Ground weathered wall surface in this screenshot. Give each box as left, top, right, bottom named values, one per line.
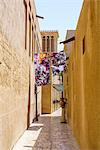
left=0, top=0, right=25, bottom=53
left=0, top=32, right=29, bottom=150
left=0, top=1, right=28, bottom=150
left=0, top=0, right=42, bottom=149
left=42, top=85, right=51, bottom=114
left=65, top=0, right=100, bottom=150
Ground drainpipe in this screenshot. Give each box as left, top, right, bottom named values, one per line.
left=62, top=73, right=64, bottom=98
left=60, top=73, right=66, bottom=123
left=35, top=84, right=38, bottom=121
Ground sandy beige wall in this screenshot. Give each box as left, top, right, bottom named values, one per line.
left=65, top=0, right=100, bottom=150
left=0, top=32, right=29, bottom=150
left=0, top=0, right=42, bottom=149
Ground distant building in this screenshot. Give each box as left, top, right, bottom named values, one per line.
left=63, top=30, right=75, bottom=123
left=40, top=31, right=60, bottom=113
left=64, top=30, right=75, bottom=56
left=41, top=31, right=59, bottom=53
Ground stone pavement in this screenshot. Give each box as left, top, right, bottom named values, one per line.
left=12, top=108, right=80, bottom=150
left=33, top=109, right=80, bottom=150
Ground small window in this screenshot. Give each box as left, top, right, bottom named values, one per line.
left=29, top=1, right=31, bottom=11
left=51, top=36, right=54, bottom=52
left=34, top=34, right=36, bottom=53
left=32, top=15, right=34, bottom=22
left=42, top=36, right=45, bottom=52
left=29, top=15, right=31, bottom=56
left=32, top=26, right=34, bottom=61
left=24, top=0, right=27, bottom=50
left=47, top=36, right=50, bottom=52
left=83, top=36, right=85, bottom=55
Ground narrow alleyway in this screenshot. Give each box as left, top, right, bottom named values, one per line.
left=32, top=109, right=80, bottom=150
left=12, top=109, right=80, bottom=150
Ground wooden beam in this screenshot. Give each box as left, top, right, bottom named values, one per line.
left=60, top=36, right=75, bottom=44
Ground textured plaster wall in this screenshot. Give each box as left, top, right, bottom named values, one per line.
left=0, top=0, right=25, bottom=53
left=65, top=0, right=100, bottom=150
left=0, top=32, right=29, bottom=150
left=0, top=0, right=42, bottom=149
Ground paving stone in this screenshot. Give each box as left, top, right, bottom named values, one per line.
left=33, top=113, right=80, bottom=150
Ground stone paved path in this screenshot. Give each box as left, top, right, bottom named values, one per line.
left=33, top=110, right=80, bottom=150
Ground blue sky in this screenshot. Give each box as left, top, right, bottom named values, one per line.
left=35, top=0, right=83, bottom=50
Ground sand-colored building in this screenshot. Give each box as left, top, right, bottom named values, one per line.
left=63, top=30, right=75, bottom=121
left=0, top=0, right=42, bottom=149
left=41, top=31, right=58, bottom=53
left=41, top=31, right=60, bottom=113
left=63, top=0, right=100, bottom=150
